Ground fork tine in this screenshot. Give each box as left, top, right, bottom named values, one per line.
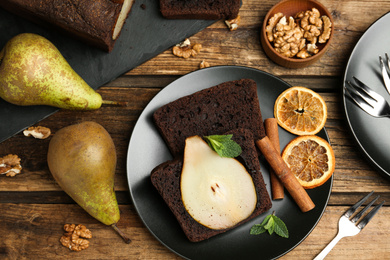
left=379, top=55, right=384, bottom=67
left=357, top=200, right=385, bottom=229
left=386, top=53, right=390, bottom=70
left=344, top=191, right=374, bottom=218
left=379, top=56, right=390, bottom=94
left=346, top=81, right=377, bottom=108
left=344, top=85, right=378, bottom=116
left=352, top=76, right=385, bottom=101
left=351, top=195, right=380, bottom=223
left=344, top=86, right=367, bottom=110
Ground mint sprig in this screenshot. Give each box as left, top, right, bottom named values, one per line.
left=250, top=212, right=289, bottom=238
left=203, top=134, right=242, bottom=158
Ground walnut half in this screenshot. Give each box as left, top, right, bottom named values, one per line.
left=172, top=38, right=202, bottom=59
left=199, top=60, right=210, bottom=69
left=225, top=15, right=241, bottom=31
left=23, top=126, right=51, bottom=139
left=0, top=154, right=22, bottom=177
left=319, top=15, right=332, bottom=44
left=60, top=224, right=92, bottom=252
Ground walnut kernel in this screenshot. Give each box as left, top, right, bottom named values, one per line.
left=60, top=224, right=92, bottom=251
left=199, top=60, right=210, bottom=69
left=319, top=15, right=332, bottom=43
left=225, top=15, right=241, bottom=31
left=64, top=224, right=76, bottom=233
left=299, top=8, right=322, bottom=29
left=23, top=126, right=51, bottom=139
left=0, top=154, right=22, bottom=177
left=266, top=12, right=284, bottom=42
left=272, top=16, right=304, bottom=58
left=172, top=38, right=202, bottom=59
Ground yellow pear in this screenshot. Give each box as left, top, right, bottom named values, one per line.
left=47, top=121, right=130, bottom=243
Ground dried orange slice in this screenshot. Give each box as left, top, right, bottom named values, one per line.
left=274, top=86, right=327, bottom=135
left=282, top=135, right=335, bottom=189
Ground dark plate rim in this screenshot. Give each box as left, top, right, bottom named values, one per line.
left=342, top=11, right=390, bottom=179
left=126, top=65, right=333, bottom=259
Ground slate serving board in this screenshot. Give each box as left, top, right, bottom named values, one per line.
left=0, top=0, right=215, bottom=143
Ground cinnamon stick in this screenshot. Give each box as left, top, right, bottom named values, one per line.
left=256, top=136, right=315, bottom=212
left=264, top=118, right=284, bottom=200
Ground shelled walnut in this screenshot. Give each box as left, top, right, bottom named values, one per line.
left=173, top=38, right=202, bottom=59
left=0, top=154, right=22, bottom=177
left=272, top=16, right=305, bottom=58
left=225, top=15, right=241, bottom=31
left=266, top=8, right=332, bottom=59
left=266, top=12, right=284, bottom=42
left=23, top=126, right=51, bottom=139
left=60, top=224, right=92, bottom=252
left=199, top=60, right=210, bottom=69
left=319, top=15, right=332, bottom=44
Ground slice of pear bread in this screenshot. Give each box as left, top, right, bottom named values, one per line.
left=153, top=79, right=265, bottom=157
left=151, top=129, right=272, bottom=242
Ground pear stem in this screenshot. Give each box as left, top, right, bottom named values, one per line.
left=102, top=100, right=128, bottom=107
left=111, top=223, right=131, bottom=244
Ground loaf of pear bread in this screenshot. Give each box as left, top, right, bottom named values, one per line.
left=151, top=128, right=272, bottom=242
left=0, top=0, right=135, bottom=52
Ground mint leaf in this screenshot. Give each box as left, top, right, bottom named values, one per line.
left=265, top=216, right=275, bottom=235
left=203, top=134, right=242, bottom=158
left=273, top=215, right=289, bottom=238
left=260, top=214, right=272, bottom=225
left=250, top=224, right=267, bottom=235
left=250, top=212, right=289, bottom=238
left=205, top=134, right=233, bottom=143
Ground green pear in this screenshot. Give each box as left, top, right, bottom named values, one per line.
left=0, top=33, right=102, bottom=110
left=47, top=121, right=130, bottom=243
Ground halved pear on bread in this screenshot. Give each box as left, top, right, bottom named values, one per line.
left=181, top=136, right=257, bottom=230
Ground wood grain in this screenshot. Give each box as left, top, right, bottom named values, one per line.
left=0, top=203, right=388, bottom=260
left=128, top=0, right=390, bottom=77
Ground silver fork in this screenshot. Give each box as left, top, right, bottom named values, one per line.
left=345, top=76, right=390, bottom=117
left=379, top=53, right=390, bottom=94
left=313, top=191, right=385, bottom=260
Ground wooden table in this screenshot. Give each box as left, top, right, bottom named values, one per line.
left=1, top=1, right=390, bottom=259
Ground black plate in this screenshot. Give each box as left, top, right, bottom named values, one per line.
left=126, top=66, right=332, bottom=260
left=343, top=12, right=390, bottom=180
left=0, top=0, right=214, bottom=143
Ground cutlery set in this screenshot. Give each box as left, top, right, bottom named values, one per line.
left=335, top=56, right=389, bottom=258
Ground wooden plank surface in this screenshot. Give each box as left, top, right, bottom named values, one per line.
left=1, top=0, right=390, bottom=259
left=129, top=0, right=390, bottom=77
left=0, top=204, right=389, bottom=259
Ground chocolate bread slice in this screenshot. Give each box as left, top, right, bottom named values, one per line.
left=151, top=128, right=272, bottom=242
left=153, top=78, right=265, bottom=157
left=0, top=0, right=135, bottom=52
left=159, top=0, right=240, bottom=20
